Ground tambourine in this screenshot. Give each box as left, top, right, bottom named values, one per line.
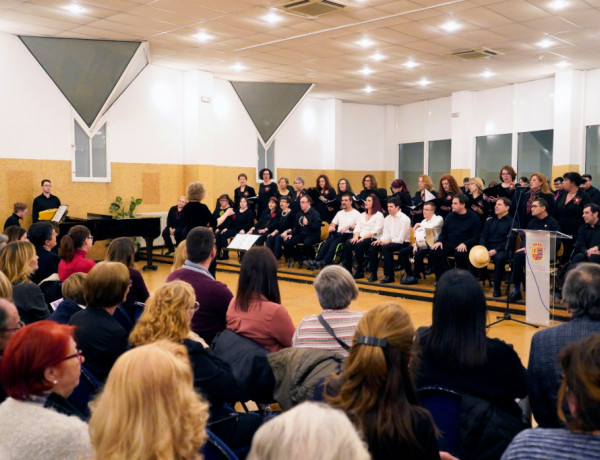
left=414, top=227, right=435, bottom=249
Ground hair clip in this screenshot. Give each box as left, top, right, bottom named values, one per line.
left=356, top=336, right=388, bottom=348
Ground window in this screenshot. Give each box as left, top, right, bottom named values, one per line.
left=517, top=130, right=553, bottom=180
left=73, top=120, right=108, bottom=181
left=428, top=139, right=451, bottom=186
left=586, top=125, right=600, bottom=179
left=257, top=139, right=275, bottom=180
left=398, top=142, right=424, bottom=194
left=475, top=134, right=512, bottom=187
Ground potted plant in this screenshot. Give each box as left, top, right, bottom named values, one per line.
left=109, top=196, right=143, bottom=218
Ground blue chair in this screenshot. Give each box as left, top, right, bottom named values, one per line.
left=417, top=385, right=462, bottom=458
left=202, top=428, right=240, bottom=460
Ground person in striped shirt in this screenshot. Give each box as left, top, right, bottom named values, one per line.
left=292, top=265, right=363, bottom=357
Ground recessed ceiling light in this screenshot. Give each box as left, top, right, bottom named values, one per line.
left=403, top=60, right=418, bottom=69
left=232, top=63, right=246, bottom=71
left=357, top=37, right=374, bottom=48
left=440, top=20, right=461, bottom=33
left=536, top=38, right=555, bottom=48
left=360, top=66, right=374, bottom=76
left=556, top=60, right=570, bottom=68
left=418, top=78, right=430, bottom=87
left=194, top=31, right=214, bottom=42
left=370, top=52, right=385, bottom=62
left=63, top=3, right=86, bottom=14
left=481, top=70, right=494, bottom=78
left=363, top=85, right=374, bottom=93
left=263, top=11, right=282, bottom=24
left=548, top=0, right=568, bottom=10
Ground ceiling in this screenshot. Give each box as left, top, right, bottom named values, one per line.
left=1, top=0, right=600, bottom=105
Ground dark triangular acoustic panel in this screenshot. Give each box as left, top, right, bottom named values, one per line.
left=231, top=82, right=312, bottom=145
left=20, top=36, right=143, bottom=128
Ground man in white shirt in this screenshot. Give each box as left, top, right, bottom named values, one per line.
left=308, top=193, right=360, bottom=270
left=399, top=202, right=444, bottom=285
left=368, top=197, right=411, bottom=283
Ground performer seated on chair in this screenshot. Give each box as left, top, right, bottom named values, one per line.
left=215, top=197, right=254, bottom=260
left=282, top=195, right=322, bottom=268
left=367, top=197, right=411, bottom=283
left=569, top=203, right=600, bottom=268
left=399, top=202, right=443, bottom=285
left=479, top=197, right=514, bottom=298
left=429, top=194, right=481, bottom=282
left=162, top=196, right=186, bottom=256
left=509, top=197, right=561, bottom=302
left=308, top=193, right=360, bottom=270
left=248, top=196, right=280, bottom=246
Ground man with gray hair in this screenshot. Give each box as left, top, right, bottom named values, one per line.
left=0, top=299, right=22, bottom=402
left=527, top=262, right=600, bottom=427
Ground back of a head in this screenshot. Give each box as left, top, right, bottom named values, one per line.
left=313, top=265, right=358, bottom=310
left=106, top=237, right=135, bottom=268
left=171, top=240, right=187, bottom=272
left=0, top=240, right=36, bottom=283
left=59, top=225, right=90, bottom=262
left=84, top=261, right=130, bottom=309
left=0, top=271, right=13, bottom=299
left=27, top=221, right=53, bottom=248
left=248, top=402, right=369, bottom=460
left=61, top=272, right=86, bottom=305
left=185, top=227, right=214, bottom=263
left=187, top=181, right=205, bottom=202
left=235, top=246, right=280, bottom=312
left=563, top=262, right=600, bottom=320
left=89, top=341, right=208, bottom=460
left=4, top=226, right=26, bottom=243
left=426, top=269, right=488, bottom=369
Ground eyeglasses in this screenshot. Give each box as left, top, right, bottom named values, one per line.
left=189, top=302, right=200, bottom=312
left=530, top=205, right=541, bottom=208
left=86, top=236, right=94, bottom=242
left=59, top=349, right=84, bottom=363
left=0, top=320, right=24, bottom=333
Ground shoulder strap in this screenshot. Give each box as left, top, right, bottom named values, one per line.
left=317, top=314, right=350, bottom=351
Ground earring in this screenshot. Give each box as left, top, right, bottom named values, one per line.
left=53, top=380, right=58, bottom=385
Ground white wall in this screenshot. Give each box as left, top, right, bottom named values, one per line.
left=584, top=68, right=600, bottom=127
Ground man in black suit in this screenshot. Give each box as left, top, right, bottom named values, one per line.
left=527, top=262, right=600, bottom=427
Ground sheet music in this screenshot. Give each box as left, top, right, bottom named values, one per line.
left=227, top=233, right=262, bottom=251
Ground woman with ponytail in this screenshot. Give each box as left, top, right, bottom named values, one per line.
left=58, top=225, right=95, bottom=282
left=325, top=302, right=440, bottom=460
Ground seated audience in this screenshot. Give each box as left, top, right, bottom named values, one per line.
left=342, top=194, right=384, bottom=279
left=502, top=335, right=600, bottom=460
left=0, top=241, right=49, bottom=324
left=0, top=271, right=11, bottom=299
left=167, top=227, right=233, bottom=344
left=47, top=273, right=86, bottom=324
left=325, top=302, right=440, bottom=460
left=248, top=196, right=280, bottom=246
left=527, top=262, right=600, bottom=428
left=27, top=221, right=60, bottom=285
left=0, top=233, right=7, bottom=250
left=293, top=265, right=362, bottom=357
left=226, top=246, right=295, bottom=352
left=3, top=202, right=27, bottom=230
left=234, top=173, right=257, bottom=209
left=0, top=298, right=19, bottom=403
left=89, top=341, right=209, bottom=459
left=248, top=401, right=370, bottom=460
left=216, top=196, right=254, bottom=260
left=4, top=225, right=27, bottom=242
left=314, top=174, right=337, bottom=223
left=130, top=280, right=261, bottom=451
left=171, top=239, right=187, bottom=272
left=0, top=321, right=91, bottom=458
left=570, top=203, right=600, bottom=266
left=282, top=195, right=322, bottom=268
left=162, top=195, right=186, bottom=255
left=105, top=237, right=150, bottom=310
left=265, top=196, right=296, bottom=261
left=68, top=261, right=130, bottom=382
left=57, top=224, right=95, bottom=282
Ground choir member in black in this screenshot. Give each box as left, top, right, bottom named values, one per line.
left=183, top=181, right=216, bottom=235
left=390, top=178, right=413, bottom=210
left=436, top=174, right=461, bottom=219
left=248, top=197, right=280, bottom=246
left=215, top=197, right=255, bottom=260
left=314, top=174, right=337, bottom=223
left=266, top=196, right=296, bottom=261
left=257, top=168, right=276, bottom=217
left=581, top=174, right=600, bottom=205
left=553, top=177, right=564, bottom=200
left=213, top=194, right=234, bottom=240
left=411, top=175, right=437, bottom=225
left=336, top=178, right=354, bottom=198
left=570, top=203, right=600, bottom=267
left=467, top=177, right=487, bottom=224
left=275, top=177, right=293, bottom=202
left=357, top=174, right=386, bottom=211
left=282, top=195, right=322, bottom=267
left=514, top=173, right=556, bottom=230
left=291, top=176, right=307, bottom=211
left=234, top=173, right=256, bottom=209
left=498, top=165, right=517, bottom=198
left=519, top=176, right=530, bottom=187
left=162, top=196, right=186, bottom=255
left=555, top=172, right=592, bottom=264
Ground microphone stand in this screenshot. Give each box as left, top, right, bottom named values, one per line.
left=488, top=186, right=539, bottom=329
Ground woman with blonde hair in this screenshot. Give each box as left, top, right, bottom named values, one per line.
left=515, top=172, right=556, bottom=228
left=467, top=176, right=487, bottom=222
left=130, top=281, right=262, bottom=451
left=0, top=271, right=12, bottom=299
left=171, top=240, right=187, bottom=272
left=105, top=237, right=149, bottom=309
left=89, top=340, right=209, bottom=460
left=325, top=302, right=439, bottom=459
left=0, top=241, right=48, bottom=324
left=412, top=175, right=437, bottom=223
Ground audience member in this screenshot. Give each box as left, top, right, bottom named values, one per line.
left=581, top=173, right=600, bottom=205
left=4, top=225, right=27, bottom=242
left=32, top=179, right=61, bottom=223
left=47, top=272, right=86, bottom=324
left=248, top=401, right=370, bottom=460
left=0, top=321, right=90, bottom=458
left=293, top=265, right=362, bottom=357
left=0, top=233, right=7, bottom=249
left=68, top=261, right=130, bottom=382
left=0, top=299, right=21, bottom=355
left=282, top=195, right=322, bottom=268
left=57, top=224, right=95, bottom=281
left=3, top=202, right=27, bottom=230
left=503, top=335, right=600, bottom=459
left=105, top=237, right=150, bottom=310
left=226, top=246, right=295, bottom=352
left=570, top=203, right=600, bottom=266
left=171, top=239, right=187, bottom=272
left=162, top=195, right=186, bottom=255
left=0, top=241, right=49, bottom=324
left=527, top=262, right=600, bottom=428
left=0, top=271, right=12, bottom=299
left=326, top=302, right=440, bottom=460
left=89, top=341, right=209, bottom=460
left=167, top=227, right=233, bottom=344
left=27, top=221, right=60, bottom=284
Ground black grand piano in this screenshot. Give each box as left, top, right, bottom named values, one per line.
left=59, top=213, right=161, bottom=270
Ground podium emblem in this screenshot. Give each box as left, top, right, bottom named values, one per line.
left=531, top=242, right=545, bottom=262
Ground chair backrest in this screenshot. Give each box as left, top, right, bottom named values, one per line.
left=417, top=385, right=462, bottom=458
left=202, top=428, right=240, bottom=460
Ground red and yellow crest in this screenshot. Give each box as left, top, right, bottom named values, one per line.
left=531, top=242, right=545, bottom=262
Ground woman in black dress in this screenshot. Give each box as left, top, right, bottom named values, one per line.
left=291, top=176, right=307, bottom=212
left=233, top=173, right=256, bottom=209
left=436, top=174, right=461, bottom=219
left=266, top=196, right=297, bottom=260
left=514, top=172, right=555, bottom=229
left=411, top=175, right=437, bottom=224
left=248, top=197, right=280, bottom=245
left=183, top=181, right=216, bottom=235
left=555, top=171, right=591, bottom=263
left=215, top=197, right=255, bottom=260
left=257, top=168, right=276, bottom=217
left=275, top=176, right=294, bottom=202
left=314, top=174, right=337, bottom=223
left=467, top=177, right=487, bottom=224
left=213, top=194, right=234, bottom=240
left=390, top=178, right=413, bottom=210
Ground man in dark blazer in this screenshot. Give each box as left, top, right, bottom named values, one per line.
left=527, top=262, right=600, bottom=427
